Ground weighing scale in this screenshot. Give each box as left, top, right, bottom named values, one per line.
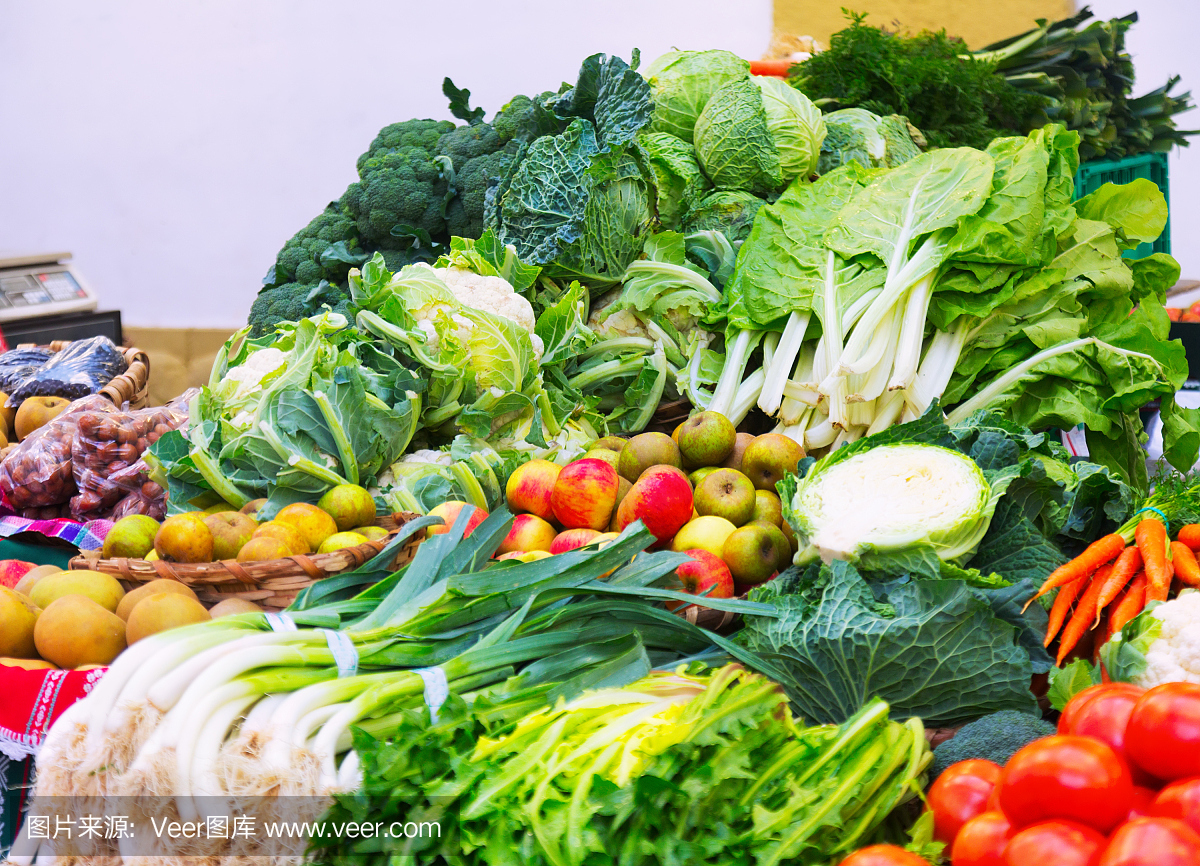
left=0, top=253, right=121, bottom=346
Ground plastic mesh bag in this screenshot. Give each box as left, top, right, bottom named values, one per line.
left=8, top=337, right=127, bottom=403
left=0, top=348, right=53, bottom=394
left=0, top=395, right=116, bottom=509
left=69, top=393, right=192, bottom=521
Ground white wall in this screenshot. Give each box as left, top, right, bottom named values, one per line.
left=1085, top=0, right=1200, bottom=281
left=0, top=0, right=772, bottom=328
left=2, top=1, right=1198, bottom=331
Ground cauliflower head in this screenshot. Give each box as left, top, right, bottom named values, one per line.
left=1135, top=591, right=1200, bottom=688
left=412, top=264, right=544, bottom=358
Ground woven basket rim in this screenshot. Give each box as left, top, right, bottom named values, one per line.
left=69, top=511, right=422, bottom=588
left=16, top=340, right=150, bottom=409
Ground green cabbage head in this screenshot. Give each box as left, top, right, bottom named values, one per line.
left=693, top=77, right=825, bottom=194
left=754, top=76, right=825, bottom=180
left=786, top=442, right=1005, bottom=569
left=643, top=49, right=750, bottom=143
left=682, top=190, right=765, bottom=243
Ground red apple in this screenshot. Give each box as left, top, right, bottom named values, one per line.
left=427, top=501, right=488, bottom=538
left=551, top=459, right=619, bottom=530
left=615, top=465, right=693, bottom=541
left=0, top=560, right=36, bottom=590
left=496, top=514, right=557, bottom=555
left=550, top=528, right=601, bottom=554
left=667, top=549, right=734, bottom=612
left=505, top=459, right=562, bottom=521
left=496, top=551, right=526, bottom=561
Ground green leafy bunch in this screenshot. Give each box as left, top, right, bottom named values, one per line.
left=310, top=666, right=933, bottom=865
left=793, top=10, right=1048, bottom=150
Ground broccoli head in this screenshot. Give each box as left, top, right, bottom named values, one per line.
left=442, top=136, right=521, bottom=239
left=248, top=283, right=310, bottom=337
left=272, top=201, right=363, bottom=285
left=343, top=148, right=454, bottom=246
left=356, top=118, right=454, bottom=173
left=931, top=710, right=1056, bottom=778
left=247, top=280, right=350, bottom=338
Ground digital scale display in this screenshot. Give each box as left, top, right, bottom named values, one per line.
left=0, top=254, right=99, bottom=323
left=0, top=271, right=88, bottom=308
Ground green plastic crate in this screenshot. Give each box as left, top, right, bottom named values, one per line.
left=1074, top=151, right=1170, bottom=260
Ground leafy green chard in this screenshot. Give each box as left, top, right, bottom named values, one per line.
left=308, top=666, right=934, bottom=866
left=701, top=118, right=1192, bottom=483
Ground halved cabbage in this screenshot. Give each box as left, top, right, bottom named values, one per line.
left=788, top=443, right=1001, bottom=567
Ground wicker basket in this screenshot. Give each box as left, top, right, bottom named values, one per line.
left=677, top=600, right=742, bottom=632
left=68, top=512, right=423, bottom=611
left=18, top=340, right=150, bottom=410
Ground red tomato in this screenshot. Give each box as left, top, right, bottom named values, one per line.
left=997, top=735, right=1132, bottom=832
left=929, top=760, right=1002, bottom=844
left=1128, top=785, right=1159, bottom=820
left=1153, top=777, right=1200, bottom=835
left=1071, top=688, right=1159, bottom=787
left=1001, top=820, right=1106, bottom=866
left=837, top=844, right=930, bottom=866
left=1059, top=683, right=1145, bottom=735
left=951, top=811, right=1012, bottom=866
left=1096, top=817, right=1200, bottom=865
left=1127, top=683, right=1200, bottom=781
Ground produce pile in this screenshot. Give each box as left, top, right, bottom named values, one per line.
left=229, top=45, right=1193, bottom=516
left=8, top=25, right=1200, bottom=866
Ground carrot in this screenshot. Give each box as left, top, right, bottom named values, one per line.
left=1109, top=572, right=1148, bottom=633
left=1136, top=518, right=1173, bottom=604
left=1024, top=532, right=1125, bottom=611
left=1093, top=546, right=1142, bottom=626
left=1178, top=524, right=1200, bottom=551
left=1044, top=573, right=1093, bottom=647
left=749, top=59, right=794, bottom=76
left=1056, top=574, right=1109, bottom=666
left=1171, top=540, right=1200, bottom=587
left=1093, top=610, right=1113, bottom=664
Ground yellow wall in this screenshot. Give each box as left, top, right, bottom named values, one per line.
left=774, top=0, right=1075, bottom=51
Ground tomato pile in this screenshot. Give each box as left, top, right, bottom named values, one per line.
left=931, top=681, right=1200, bottom=865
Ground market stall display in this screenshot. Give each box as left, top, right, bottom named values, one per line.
left=3, top=18, right=1198, bottom=866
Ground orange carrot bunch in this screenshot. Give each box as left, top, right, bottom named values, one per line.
left=1035, top=517, right=1200, bottom=665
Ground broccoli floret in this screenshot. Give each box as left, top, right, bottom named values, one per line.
left=931, top=710, right=1056, bottom=778
left=248, top=283, right=310, bottom=337
left=343, top=148, right=454, bottom=246
left=343, top=119, right=457, bottom=248
left=442, top=138, right=520, bottom=238
left=247, top=281, right=351, bottom=337
left=273, top=202, right=362, bottom=285
left=355, top=119, right=454, bottom=173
